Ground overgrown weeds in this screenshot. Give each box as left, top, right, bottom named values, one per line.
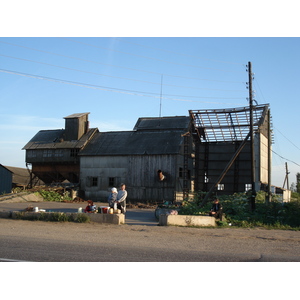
left=179, top=191, right=300, bottom=230
left=36, top=189, right=73, bottom=202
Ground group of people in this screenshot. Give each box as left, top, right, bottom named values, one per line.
left=84, top=184, right=222, bottom=220
left=107, top=183, right=127, bottom=214
left=84, top=183, right=127, bottom=214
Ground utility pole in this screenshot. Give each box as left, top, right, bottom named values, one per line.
left=248, top=61, right=256, bottom=211
left=267, top=108, right=272, bottom=203
left=283, top=162, right=290, bottom=190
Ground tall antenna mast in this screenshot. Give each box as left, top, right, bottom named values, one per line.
left=159, top=74, right=163, bottom=118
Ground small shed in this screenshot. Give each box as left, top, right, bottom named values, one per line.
left=0, top=164, right=13, bottom=194
left=79, top=116, right=194, bottom=203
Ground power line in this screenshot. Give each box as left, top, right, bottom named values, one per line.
left=273, top=126, right=300, bottom=151
left=0, top=40, right=243, bottom=84
left=0, top=53, right=245, bottom=93
left=271, top=150, right=300, bottom=167
left=0, top=68, right=245, bottom=105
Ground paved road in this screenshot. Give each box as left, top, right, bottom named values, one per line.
left=1, top=217, right=300, bottom=262
left=0, top=201, right=158, bottom=226
left=1, top=200, right=300, bottom=262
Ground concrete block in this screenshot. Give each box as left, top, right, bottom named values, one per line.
left=159, top=214, right=216, bottom=227
left=7, top=210, right=124, bottom=225
left=88, top=213, right=125, bottom=225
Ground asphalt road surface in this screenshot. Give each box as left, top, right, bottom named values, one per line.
left=1, top=217, right=300, bottom=262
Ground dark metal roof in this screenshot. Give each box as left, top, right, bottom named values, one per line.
left=133, top=116, right=190, bottom=131
left=0, top=164, right=13, bottom=174
left=22, top=128, right=98, bottom=150
left=189, top=104, right=269, bottom=142
left=79, top=130, right=185, bottom=156
left=4, top=166, right=31, bottom=185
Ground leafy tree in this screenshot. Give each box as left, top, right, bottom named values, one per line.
left=297, top=173, right=300, bottom=193
left=290, top=182, right=296, bottom=192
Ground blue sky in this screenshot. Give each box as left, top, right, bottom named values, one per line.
left=1, top=2, right=300, bottom=189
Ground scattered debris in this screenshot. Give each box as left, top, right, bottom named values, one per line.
left=126, top=202, right=157, bottom=209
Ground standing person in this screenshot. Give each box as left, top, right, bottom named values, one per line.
left=209, top=198, right=223, bottom=220
left=108, top=187, right=118, bottom=208
left=116, top=183, right=127, bottom=214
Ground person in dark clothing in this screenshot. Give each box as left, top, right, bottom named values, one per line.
left=209, top=198, right=223, bottom=220
left=108, top=187, right=118, bottom=208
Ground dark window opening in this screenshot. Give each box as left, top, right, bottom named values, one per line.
left=70, top=148, right=79, bottom=157
left=109, top=177, right=115, bottom=187
left=179, top=168, right=183, bottom=178
left=92, top=177, right=98, bottom=187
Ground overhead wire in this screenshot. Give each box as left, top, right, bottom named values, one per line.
left=0, top=38, right=248, bottom=107
left=0, top=40, right=243, bottom=83
left=271, top=150, right=300, bottom=167
left=273, top=126, right=300, bottom=152
left=0, top=68, right=245, bottom=105
left=0, top=53, right=245, bottom=93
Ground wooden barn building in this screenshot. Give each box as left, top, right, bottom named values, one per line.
left=79, top=116, right=194, bottom=203
left=23, top=113, right=98, bottom=185
left=22, top=104, right=273, bottom=203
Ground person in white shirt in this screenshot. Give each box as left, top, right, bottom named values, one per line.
left=116, top=183, right=127, bottom=214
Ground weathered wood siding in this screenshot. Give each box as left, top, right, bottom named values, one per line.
left=25, top=149, right=79, bottom=164
left=80, top=154, right=191, bottom=203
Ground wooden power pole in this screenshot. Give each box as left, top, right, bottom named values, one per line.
left=248, top=61, right=256, bottom=211
left=283, top=162, right=290, bottom=190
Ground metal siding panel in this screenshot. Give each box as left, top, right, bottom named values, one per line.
left=0, top=166, right=12, bottom=193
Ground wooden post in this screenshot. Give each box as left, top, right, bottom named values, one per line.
left=248, top=61, right=256, bottom=211
left=267, top=108, right=272, bottom=203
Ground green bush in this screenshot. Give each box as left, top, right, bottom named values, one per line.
left=14, top=211, right=90, bottom=223
left=180, top=192, right=300, bottom=230
left=48, top=212, right=69, bottom=222
left=74, top=213, right=90, bottom=223
left=38, top=189, right=72, bottom=202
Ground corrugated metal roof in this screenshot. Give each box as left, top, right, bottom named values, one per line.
left=79, top=130, right=185, bottom=156
left=133, top=116, right=190, bottom=131
left=22, top=128, right=98, bottom=150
